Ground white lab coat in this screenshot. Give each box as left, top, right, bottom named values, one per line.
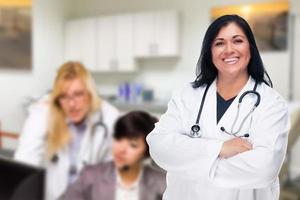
left=147, top=77, right=290, bottom=200
left=14, top=96, right=119, bottom=200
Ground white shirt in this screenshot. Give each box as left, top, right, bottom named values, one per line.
left=115, top=169, right=143, bottom=200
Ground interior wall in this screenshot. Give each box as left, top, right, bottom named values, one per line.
left=0, top=0, right=65, bottom=139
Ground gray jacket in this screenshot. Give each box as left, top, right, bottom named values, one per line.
left=64, top=161, right=166, bottom=200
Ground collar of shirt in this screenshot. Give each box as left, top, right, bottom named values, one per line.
left=116, top=166, right=144, bottom=190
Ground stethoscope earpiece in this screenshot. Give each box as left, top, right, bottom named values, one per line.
left=243, top=133, right=249, bottom=138
left=220, top=126, right=250, bottom=138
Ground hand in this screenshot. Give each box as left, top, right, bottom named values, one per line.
left=219, top=137, right=252, bottom=159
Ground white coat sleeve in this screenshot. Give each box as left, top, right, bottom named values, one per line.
left=14, top=103, right=48, bottom=167
left=146, top=89, right=223, bottom=178
left=209, top=96, right=290, bottom=188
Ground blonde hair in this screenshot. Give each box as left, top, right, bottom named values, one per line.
left=47, top=61, right=101, bottom=159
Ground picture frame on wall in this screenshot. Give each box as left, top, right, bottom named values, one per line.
left=0, top=2, right=31, bottom=70
left=211, top=2, right=289, bottom=52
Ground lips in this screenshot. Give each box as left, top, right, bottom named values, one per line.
left=68, top=110, right=82, bottom=121
left=114, top=155, right=126, bottom=163
left=69, top=109, right=80, bottom=116
left=223, top=57, right=239, bottom=65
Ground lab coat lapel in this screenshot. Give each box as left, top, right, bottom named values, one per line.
left=200, top=79, right=218, bottom=138
left=77, top=111, right=104, bottom=169
left=76, top=122, right=92, bottom=170
left=78, top=113, right=97, bottom=169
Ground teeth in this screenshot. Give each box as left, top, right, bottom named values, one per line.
left=224, top=57, right=238, bottom=64
left=224, top=58, right=238, bottom=62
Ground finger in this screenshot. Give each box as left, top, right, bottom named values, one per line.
left=238, top=146, right=250, bottom=154
left=241, top=140, right=252, bottom=150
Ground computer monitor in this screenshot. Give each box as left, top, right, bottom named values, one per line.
left=0, top=156, right=45, bottom=200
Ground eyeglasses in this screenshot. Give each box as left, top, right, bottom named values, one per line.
left=58, top=90, right=87, bottom=104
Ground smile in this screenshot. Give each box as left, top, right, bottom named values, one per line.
left=224, top=57, right=238, bottom=65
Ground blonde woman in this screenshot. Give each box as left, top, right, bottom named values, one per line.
left=14, top=61, right=119, bottom=200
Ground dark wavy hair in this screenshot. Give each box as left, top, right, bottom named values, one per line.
left=191, top=14, right=272, bottom=88
left=113, top=111, right=158, bottom=158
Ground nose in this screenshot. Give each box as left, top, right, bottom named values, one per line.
left=117, top=142, right=127, bottom=154
left=224, top=42, right=234, bottom=54
left=68, top=98, right=76, bottom=107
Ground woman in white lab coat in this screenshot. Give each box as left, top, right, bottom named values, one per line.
left=14, top=61, right=119, bottom=200
left=146, top=15, right=290, bottom=200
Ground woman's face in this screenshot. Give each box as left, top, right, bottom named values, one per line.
left=211, top=22, right=251, bottom=80
left=58, top=78, right=91, bottom=124
left=112, top=137, right=146, bottom=169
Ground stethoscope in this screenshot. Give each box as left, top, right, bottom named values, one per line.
left=189, top=81, right=260, bottom=138
left=51, top=111, right=108, bottom=166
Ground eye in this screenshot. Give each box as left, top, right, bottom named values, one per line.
left=214, top=41, right=224, bottom=46
left=233, top=39, right=244, bottom=44
left=130, top=142, right=138, bottom=148
left=73, top=90, right=85, bottom=98
left=58, top=94, right=67, bottom=101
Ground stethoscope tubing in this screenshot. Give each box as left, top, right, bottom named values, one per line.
left=190, top=81, right=260, bottom=138
left=51, top=111, right=108, bottom=164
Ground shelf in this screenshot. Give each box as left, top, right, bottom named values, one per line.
left=110, top=100, right=167, bottom=114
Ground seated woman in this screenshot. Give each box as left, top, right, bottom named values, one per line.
left=14, top=61, right=119, bottom=200
left=65, top=111, right=166, bottom=200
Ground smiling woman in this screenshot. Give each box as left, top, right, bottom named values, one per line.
left=146, top=15, right=290, bottom=200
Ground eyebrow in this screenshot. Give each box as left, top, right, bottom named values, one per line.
left=214, top=34, right=246, bottom=41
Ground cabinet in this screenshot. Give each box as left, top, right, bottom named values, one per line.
left=64, top=10, right=179, bottom=72
left=64, top=15, right=135, bottom=72
left=133, top=10, right=179, bottom=57
left=64, top=18, right=97, bottom=71
left=97, top=14, right=136, bottom=72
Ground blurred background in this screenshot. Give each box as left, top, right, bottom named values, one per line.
left=0, top=0, right=300, bottom=198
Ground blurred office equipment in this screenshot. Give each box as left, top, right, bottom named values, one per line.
left=280, top=102, right=300, bottom=200
left=0, top=156, right=45, bottom=200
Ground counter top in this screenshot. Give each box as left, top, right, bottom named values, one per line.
left=110, top=100, right=168, bottom=114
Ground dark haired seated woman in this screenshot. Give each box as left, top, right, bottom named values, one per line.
left=146, top=15, right=290, bottom=200
left=65, top=111, right=166, bottom=200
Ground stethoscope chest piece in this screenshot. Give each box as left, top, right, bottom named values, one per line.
left=191, top=124, right=200, bottom=133
left=189, top=124, right=201, bottom=138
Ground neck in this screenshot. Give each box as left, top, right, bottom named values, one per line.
left=117, top=163, right=142, bottom=186
left=217, top=74, right=249, bottom=100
